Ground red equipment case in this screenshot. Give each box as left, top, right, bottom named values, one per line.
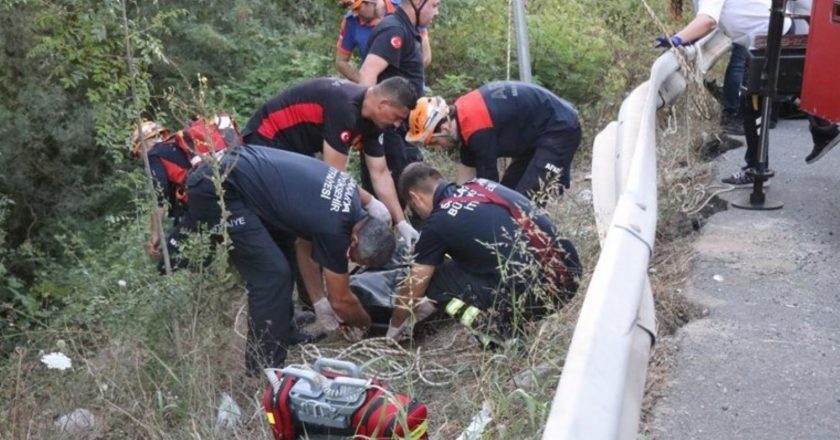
left=800, top=0, right=840, bottom=122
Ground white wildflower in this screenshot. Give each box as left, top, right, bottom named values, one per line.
left=40, top=352, right=72, bottom=370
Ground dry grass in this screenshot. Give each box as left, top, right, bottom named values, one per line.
left=0, top=99, right=724, bottom=440
left=0, top=29, right=737, bottom=440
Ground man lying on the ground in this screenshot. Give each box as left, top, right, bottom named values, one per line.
left=387, top=162, right=582, bottom=343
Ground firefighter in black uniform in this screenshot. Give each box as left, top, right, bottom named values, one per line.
left=186, top=144, right=395, bottom=373
left=387, top=162, right=582, bottom=342
left=357, top=0, right=441, bottom=201
left=242, top=76, right=420, bottom=244
left=131, top=121, right=194, bottom=273
left=406, top=81, right=582, bottom=198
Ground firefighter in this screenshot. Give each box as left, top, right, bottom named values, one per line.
left=130, top=121, right=194, bottom=273
left=335, top=0, right=432, bottom=83
left=357, top=0, right=441, bottom=201
left=406, top=81, right=582, bottom=198
left=242, top=77, right=419, bottom=244
left=186, top=144, right=395, bottom=373
left=386, top=162, right=582, bottom=343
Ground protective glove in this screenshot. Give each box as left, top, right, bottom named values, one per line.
left=341, top=325, right=366, bottom=343
left=396, top=220, right=420, bottom=247
left=385, top=320, right=410, bottom=341
left=385, top=298, right=437, bottom=341
left=364, top=198, right=392, bottom=226
left=414, top=297, right=437, bottom=322
left=313, top=298, right=342, bottom=331
left=654, top=35, right=688, bottom=48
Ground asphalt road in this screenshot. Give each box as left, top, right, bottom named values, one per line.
left=649, top=119, right=840, bottom=440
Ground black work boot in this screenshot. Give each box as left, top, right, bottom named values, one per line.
left=805, top=124, right=840, bottom=164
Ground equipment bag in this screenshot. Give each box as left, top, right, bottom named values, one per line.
left=172, top=113, right=241, bottom=166
left=263, top=358, right=428, bottom=440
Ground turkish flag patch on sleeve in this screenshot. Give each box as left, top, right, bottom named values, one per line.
left=390, top=36, right=402, bottom=49
left=340, top=130, right=352, bottom=143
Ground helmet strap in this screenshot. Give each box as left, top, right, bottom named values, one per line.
left=447, top=108, right=462, bottom=147
left=409, top=0, right=429, bottom=27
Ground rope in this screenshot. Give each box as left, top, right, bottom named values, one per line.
left=294, top=335, right=470, bottom=387
left=674, top=182, right=735, bottom=215
left=665, top=107, right=679, bottom=135
left=640, top=0, right=714, bottom=119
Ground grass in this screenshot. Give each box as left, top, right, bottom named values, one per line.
left=0, top=2, right=736, bottom=438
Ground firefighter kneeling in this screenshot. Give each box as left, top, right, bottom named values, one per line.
left=388, top=162, right=582, bottom=344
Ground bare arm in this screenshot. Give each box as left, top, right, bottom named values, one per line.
left=357, top=186, right=375, bottom=207
left=335, top=50, right=360, bottom=83
left=421, top=33, right=432, bottom=67
left=324, top=269, right=372, bottom=328
left=146, top=207, right=166, bottom=259
left=365, top=155, right=405, bottom=223
left=323, top=141, right=350, bottom=171
left=675, top=13, right=717, bottom=42
left=456, top=164, right=477, bottom=184
left=358, top=54, right=390, bottom=87
left=390, top=263, right=436, bottom=327
left=296, top=239, right=326, bottom=306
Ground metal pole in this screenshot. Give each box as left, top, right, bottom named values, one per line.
left=512, top=0, right=532, bottom=83
left=733, top=0, right=787, bottom=210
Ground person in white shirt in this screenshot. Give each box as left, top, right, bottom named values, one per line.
left=659, top=0, right=837, bottom=185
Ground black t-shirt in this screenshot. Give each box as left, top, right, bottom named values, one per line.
left=221, top=144, right=367, bottom=273
left=242, top=78, right=384, bottom=157
left=455, top=81, right=580, bottom=181
left=413, top=179, right=558, bottom=277
left=365, top=8, right=424, bottom=96
left=147, top=141, right=192, bottom=218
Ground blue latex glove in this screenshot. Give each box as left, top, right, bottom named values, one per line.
left=655, top=35, right=687, bottom=48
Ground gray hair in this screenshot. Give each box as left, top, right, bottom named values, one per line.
left=356, top=217, right=396, bottom=268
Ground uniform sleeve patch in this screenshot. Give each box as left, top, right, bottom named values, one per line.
left=390, top=35, right=402, bottom=49
left=340, top=130, right=352, bottom=143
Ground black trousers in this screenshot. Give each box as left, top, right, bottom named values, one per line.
left=186, top=171, right=295, bottom=373
left=740, top=24, right=828, bottom=169
left=425, top=260, right=565, bottom=335
left=500, top=126, right=582, bottom=197
left=360, top=128, right=423, bottom=205
left=157, top=211, right=195, bottom=274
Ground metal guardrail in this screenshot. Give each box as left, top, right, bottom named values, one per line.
left=541, top=31, right=732, bottom=440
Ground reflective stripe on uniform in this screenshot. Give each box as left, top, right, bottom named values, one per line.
left=460, top=306, right=481, bottom=328
left=445, top=298, right=465, bottom=316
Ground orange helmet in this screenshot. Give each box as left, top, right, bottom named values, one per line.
left=340, top=0, right=365, bottom=10
left=405, top=96, right=449, bottom=146
left=130, top=121, right=166, bottom=156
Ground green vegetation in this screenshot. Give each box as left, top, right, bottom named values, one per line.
left=0, top=0, right=699, bottom=438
